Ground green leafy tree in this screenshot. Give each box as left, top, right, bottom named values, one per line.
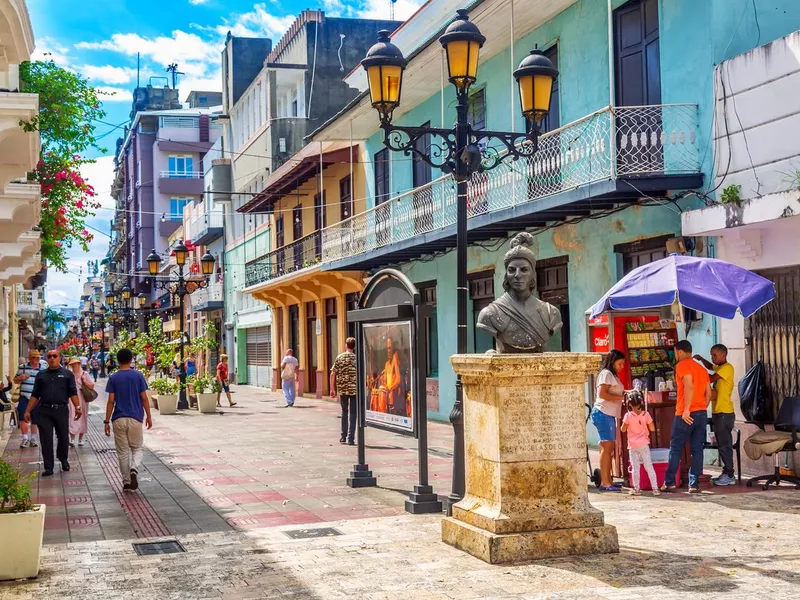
left=143, top=317, right=173, bottom=372
left=188, top=321, right=219, bottom=374
left=19, top=59, right=107, bottom=271
left=42, top=306, right=68, bottom=341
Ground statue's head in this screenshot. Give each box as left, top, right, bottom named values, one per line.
left=502, top=232, right=536, bottom=294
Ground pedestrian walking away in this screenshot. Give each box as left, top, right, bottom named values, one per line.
left=281, top=349, right=299, bottom=407
left=90, top=354, right=100, bottom=381
left=67, top=357, right=94, bottom=447
left=695, top=345, right=737, bottom=486
left=104, top=348, right=152, bottom=491
left=23, top=350, right=81, bottom=476
left=14, top=349, right=44, bottom=448
left=330, top=337, right=357, bottom=445
left=79, top=354, right=88, bottom=371
left=215, top=354, right=236, bottom=407
left=662, top=340, right=712, bottom=494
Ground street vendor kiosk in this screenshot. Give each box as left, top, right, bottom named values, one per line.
left=586, top=310, right=689, bottom=485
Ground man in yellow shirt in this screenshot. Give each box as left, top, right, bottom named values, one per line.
left=695, top=344, right=736, bottom=486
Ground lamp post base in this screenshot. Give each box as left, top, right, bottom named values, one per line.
left=405, top=485, right=443, bottom=514
left=346, top=464, right=377, bottom=488
left=178, top=389, right=189, bottom=410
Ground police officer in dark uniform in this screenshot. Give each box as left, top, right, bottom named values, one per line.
left=23, top=349, right=81, bottom=476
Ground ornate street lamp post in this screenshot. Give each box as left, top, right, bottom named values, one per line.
left=362, top=9, right=558, bottom=514
left=147, top=243, right=216, bottom=410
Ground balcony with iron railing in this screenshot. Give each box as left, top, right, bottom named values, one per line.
left=191, top=281, right=224, bottom=312
left=16, top=289, right=39, bottom=315
left=244, top=230, right=321, bottom=288
left=190, top=209, right=224, bottom=246
left=321, top=104, right=703, bottom=271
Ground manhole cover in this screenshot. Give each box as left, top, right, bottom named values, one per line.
left=132, top=540, right=186, bottom=556
left=283, top=527, right=342, bottom=540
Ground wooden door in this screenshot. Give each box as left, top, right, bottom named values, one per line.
left=292, top=205, right=303, bottom=271
left=614, top=0, right=663, bottom=173
left=313, top=192, right=324, bottom=260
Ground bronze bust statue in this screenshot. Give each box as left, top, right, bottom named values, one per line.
left=477, top=232, right=563, bottom=353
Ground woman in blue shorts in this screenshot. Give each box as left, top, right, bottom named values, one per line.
left=591, top=349, right=626, bottom=491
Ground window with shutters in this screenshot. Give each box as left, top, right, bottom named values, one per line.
left=418, top=282, right=438, bottom=377
left=469, top=272, right=495, bottom=354
left=614, top=235, right=671, bottom=275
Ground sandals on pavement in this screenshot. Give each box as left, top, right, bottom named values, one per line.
left=598, top=485, right=622, bottom=492
left=688, top=487, right=701, bottom=494
left=659, top=484, right=677, bottom=493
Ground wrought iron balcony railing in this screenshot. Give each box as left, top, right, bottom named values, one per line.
left=245, top=230, right=322, bottom=288
left=321, top=104, right=700, bottom=264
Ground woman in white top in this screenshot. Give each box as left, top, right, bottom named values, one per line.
left=590, top=349, right=626, bottom=491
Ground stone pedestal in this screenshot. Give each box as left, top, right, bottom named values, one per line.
left=442, top=353, right=619, bottom=564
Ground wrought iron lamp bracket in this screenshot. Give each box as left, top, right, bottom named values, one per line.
left=475, top=128, right=539, bottom=172
left=381, top=122, right=458, bottom=173
left=380, top=120, right=539, bottom=177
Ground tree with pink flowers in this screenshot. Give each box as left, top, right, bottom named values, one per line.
left=20, top=58, right=107, bottom=271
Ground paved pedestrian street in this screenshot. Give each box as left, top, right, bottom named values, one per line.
left=2, top=385, right=800, bottom=599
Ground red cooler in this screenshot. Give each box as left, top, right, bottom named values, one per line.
left=628, top=448, right=681, bottom=490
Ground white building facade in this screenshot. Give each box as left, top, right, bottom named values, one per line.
left=682, top=29, right=800, bottom=474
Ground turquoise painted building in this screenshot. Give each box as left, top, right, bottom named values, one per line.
left=311, top=0, right=800, bottom=426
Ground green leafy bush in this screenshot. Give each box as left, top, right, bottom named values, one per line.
left=150, top=377, right=180, bottom=395
left=0, top=459, right=35, bottom=513
left=193, top=373, right=214, bottom=393
left=211, top=378, right=223, bottom=394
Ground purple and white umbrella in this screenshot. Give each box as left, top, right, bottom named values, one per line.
left=589, top=254, right=775, bottom=320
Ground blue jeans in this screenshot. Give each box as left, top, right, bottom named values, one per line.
left=282, top=379, right=296, bottom=405
left=664, top=411, right=707, bottom=488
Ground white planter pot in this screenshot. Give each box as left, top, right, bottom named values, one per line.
left=197, top=393, right=217, bottom=414
left=157, top=394, right=178, bottom=415
left=0, top=505, right=45, bottom=581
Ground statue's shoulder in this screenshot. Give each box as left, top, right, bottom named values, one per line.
left=540, top=298, right=564, bottom=329
left=477, top=298, right=510, bottom=334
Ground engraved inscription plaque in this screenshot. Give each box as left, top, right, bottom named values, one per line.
left=498, top=384, right=586, bottom=461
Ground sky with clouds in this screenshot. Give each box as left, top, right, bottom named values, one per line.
left=29, top=0, right=421, bottom=306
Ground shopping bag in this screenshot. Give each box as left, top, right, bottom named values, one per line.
left=739, top=361, right=768, bottom=422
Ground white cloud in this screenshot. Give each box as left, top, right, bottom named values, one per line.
left=80, top=64, right=138, bottom=85
left=46, top=157, right=116, bottom=306
left=76, top=30, right=219, bottom=70
left=214, top=4, right=295, bottom=38
left=31, top=36, right=71, bottom=65
left=189, top=0, right=211, bottom=4
left=358, top=0, right=421, bottom=20
left=96, top=87, right=132, bottom=103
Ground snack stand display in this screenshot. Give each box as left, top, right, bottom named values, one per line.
left=586, top=310, right=689, bottom=484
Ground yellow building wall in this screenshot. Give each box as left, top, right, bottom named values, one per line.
left=271, top=158, right=367, bottom=248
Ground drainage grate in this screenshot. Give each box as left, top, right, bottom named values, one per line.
left=283, top=527, right=342, bottom=540
left=132, top=540, right=186, bottom=556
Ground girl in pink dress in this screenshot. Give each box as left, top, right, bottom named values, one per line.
left=68, top=357, right=94, bottom=447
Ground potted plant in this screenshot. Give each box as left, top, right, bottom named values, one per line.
left=150, top=377, right=180, bottom=415
left=0, top=459, right=44, bottom=580
left=193, top=373, right=217, bottom=414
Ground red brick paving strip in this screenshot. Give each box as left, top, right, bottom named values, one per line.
left=85, top=418, right=171, bottom=538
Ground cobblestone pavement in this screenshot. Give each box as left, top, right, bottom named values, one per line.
left=3, top=384, right=800, bottom=598
left=3, top=490, right=800, bottom=600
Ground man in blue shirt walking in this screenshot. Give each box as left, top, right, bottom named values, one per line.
left=104, top=348, right=152, bottom=491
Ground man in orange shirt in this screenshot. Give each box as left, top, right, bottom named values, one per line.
left=662, top=340, right=713, bottom=493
